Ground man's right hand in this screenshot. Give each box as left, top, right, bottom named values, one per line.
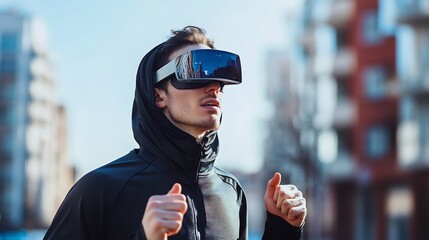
left=142, top=183, right=188, bottom=240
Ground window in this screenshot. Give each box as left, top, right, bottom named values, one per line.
left=0, top=126, right=10, bottom=152
left=361, top=10, right=382, bottom=45
left=366, top=125, right=390, bottom=158
left=0, top=33, right=18, bottom=74
left=389, top=216, right=410, bottom=240
left=1, top=33, right=18, bottom=54
left=396, top=0, right=414, bottom=8
left=417, top=104, right=429, bottom=159
left=336, top=78, right=350, bottom=100
left=363, top=66, right=387, bottom=100
left=315, top=26, right=336, bottom=75
left=396, top=26, right=417, bottom=85
left=336, top=29, right=348, bottom=47
left=416, top=29, right=429, bottom=86
left=0, top=102, right=8, bottom=125
left=0, top=73, right=16, bottom=98
left=400, top=97, right=414, bottom=121
left=379, top=0, right=397, bottom=35
left=397, top=27, right=429, bottom=90
left=0, top=58, right=16, bottom=72
left=396, top=0, right=425, bottom=15
left=355, top=188, right=376, bottom=240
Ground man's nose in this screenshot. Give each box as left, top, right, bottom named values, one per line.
left=205, top=81, right=223, bottom=94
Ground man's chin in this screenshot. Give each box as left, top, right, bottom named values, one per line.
left=201, top=121, right=221, bottom=133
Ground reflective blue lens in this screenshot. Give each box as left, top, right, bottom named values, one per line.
left=175, top=49, right=241, bottom=84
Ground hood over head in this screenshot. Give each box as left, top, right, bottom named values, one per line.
left=131, top=43, right=219, bottom=180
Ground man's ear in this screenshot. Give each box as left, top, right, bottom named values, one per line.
left=154, top=88, right=167, bottom=109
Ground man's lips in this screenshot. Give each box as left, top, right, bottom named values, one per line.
left=201, top=98, right=220, bottom=108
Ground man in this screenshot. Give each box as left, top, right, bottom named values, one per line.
left=44, top=26, right=306, bottom=240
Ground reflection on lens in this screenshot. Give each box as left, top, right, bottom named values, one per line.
left=192, top=50, right=240, bottom=81
left=176, top=52, right=194, bottom=80
left=175, top=50, right=241, bottom=84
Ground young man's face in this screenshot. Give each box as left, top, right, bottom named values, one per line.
left=155, top=44, right=223, bottom=139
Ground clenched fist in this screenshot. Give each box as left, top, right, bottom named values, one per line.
left=142, top=183, right=188, bottom=240
left=264, top=172, right=307, bottom=227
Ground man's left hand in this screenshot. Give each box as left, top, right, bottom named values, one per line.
left=264, top=172, right=307, bottom=227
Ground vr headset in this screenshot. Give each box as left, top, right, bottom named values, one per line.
left=155, top=49, right=242, bottom=89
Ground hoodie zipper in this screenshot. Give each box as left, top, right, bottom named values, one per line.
left=188, top=143, right=204, bottom=240
left=188, top=188, right=201, bottom=240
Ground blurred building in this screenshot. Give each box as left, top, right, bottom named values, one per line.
left=395, top=1, right=429, bottom=240
left=261, top=2, right=324, bottom=237
left=0, top=10, right=75, bottom=231
left=317, top=0, right=401, bottom=239
left=263, top=0, right=429, bottom=240
left=300, top=0, right=428, bottom=239
left=263, top=51, right=307, bottom=187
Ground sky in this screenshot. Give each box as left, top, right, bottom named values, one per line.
left=1, top=0, right=303, bottom=177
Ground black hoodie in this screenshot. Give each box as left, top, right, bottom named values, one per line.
left=44, top=43, right=302, bottom=240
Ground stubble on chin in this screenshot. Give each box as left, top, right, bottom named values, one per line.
left=196, top=114, right=221, bottom=131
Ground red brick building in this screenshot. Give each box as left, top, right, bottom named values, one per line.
left=319, top=1, right=429, bottom=239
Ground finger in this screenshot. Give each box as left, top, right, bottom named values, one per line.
left=276, top=189, right=288, bottom=209
left=265, top=172, right=281, bottom=199
left=164, top=219, right=183, bottom=237
left=168, top=183, right=182, bottom=195
left=273, top=186, right=280, bottom=204
left=284, top=185, right=302, bottom=198
left=151, top=208, right=185, bottom=221
left=287, top=205, right=307, bottom=222
left=269, top=172, right=281, bottom=188
left=275, top=186, right=299, bottom=208
left=280, top=198, right=306, bottom=215
left=275, top=187, right=292, bottom=209
left=147, top=196, right=188, bottom=214
left=156, top=218, right=183, bottom=237
left=274, top=185, right=301, bottom=204
left=150, top=194, right=186, bottom=203
left=149, top=200, right=188, bottom=213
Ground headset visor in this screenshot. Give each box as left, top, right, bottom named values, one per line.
left=155, top=49, right=242, bottom=86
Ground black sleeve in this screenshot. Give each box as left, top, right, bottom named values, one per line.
left=261, top=212, right=303, bottom=240
left=43, top=173, right=107, bottom=240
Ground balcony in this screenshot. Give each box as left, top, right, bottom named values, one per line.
left=29, top=77, right=58, bottom=104
left=27, top=101, right=54, bottom=122
left=326, top=0, right=355, bottom=29
left=398, top=13, right=429, bottom=26
left=397, top=121, right=419, bottom=167
left=397, top=120, right=429, bottom=170
left=333, top=97, right=355, bottom=128
left=396, top=0, right=429, bottom=26
left=332, top=47, right=356, bottom=78
left=399, top=77, right=429, bottom=100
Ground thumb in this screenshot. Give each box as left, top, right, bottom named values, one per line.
left=167, top=183, right=182, bottom=195
left=265, top=172, right=281, bottom=197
